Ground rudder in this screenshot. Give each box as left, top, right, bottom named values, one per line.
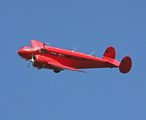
left=119, top=56, right=132, bottom=73
left=103, top=46, right=115, bottom=59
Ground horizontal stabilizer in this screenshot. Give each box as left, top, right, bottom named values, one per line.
left=103, top=56, right=120, bottom=67
left=103, top=46, right=115, bottom=59
left=119, top=56, right=132, bottom=73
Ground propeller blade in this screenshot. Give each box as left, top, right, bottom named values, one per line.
left=27, top=61, right=30, bottom=68
left=27, top=51, right=35, bottom=68
left=31, top=52, right=33, bottom=58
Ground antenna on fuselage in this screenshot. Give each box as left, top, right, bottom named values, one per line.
left=44, top=42, right=50, bottom=46
left=72, top=47, right=78, bottom=52
left=89, top=51, right=95, bottom=56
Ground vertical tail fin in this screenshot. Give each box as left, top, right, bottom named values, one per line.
left=103, top=46, right=116, bottom=59
left=119, top=56, right=132, bottom=73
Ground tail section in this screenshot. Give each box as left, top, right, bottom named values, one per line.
left=103, top=47, right=132, bottom=73
left=119, top=56, right=132, bottom=73
left=103, top=46, right=115, bottom=59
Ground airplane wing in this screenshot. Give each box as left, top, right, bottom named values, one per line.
left=48, top=60, right=86, bottom=73
left=35, top=55, right=86, bottom=73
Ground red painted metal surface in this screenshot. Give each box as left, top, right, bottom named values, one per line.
left=17, top=40, right=132, bottom=73
left=119, top=56, right=132, bottom=73
left=103, top=46, right=116, bottom=59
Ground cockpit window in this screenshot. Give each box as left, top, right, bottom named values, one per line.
left=40, top=49, right=48, bottom=54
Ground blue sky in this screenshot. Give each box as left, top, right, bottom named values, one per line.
left=0, top=0, right=146, bottom=119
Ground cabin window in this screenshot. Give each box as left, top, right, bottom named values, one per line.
left=75, top=57, right=77, bottom=60
left=40, top=49, right=48, bottom=54
left=66, top=55, right=71, bottom=59
left=83, top=58, right=85, bottom=61
left=59, top=54, right=64, bottom=57
left=51, top=52, right=56, bottom=56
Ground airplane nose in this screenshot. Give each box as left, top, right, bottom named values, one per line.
left=17, top=48, right=32, bottom=60
left=17, top=49, right=24, bottom=56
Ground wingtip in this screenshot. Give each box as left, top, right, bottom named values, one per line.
left=78, top=70, right=86, bottom=73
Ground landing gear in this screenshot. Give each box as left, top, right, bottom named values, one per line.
left=53, top=70, right=60, bottom=73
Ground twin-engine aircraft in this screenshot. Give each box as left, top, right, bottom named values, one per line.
left=18, top=40, right=132, bottom=73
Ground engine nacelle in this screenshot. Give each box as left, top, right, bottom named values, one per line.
left=33, top=55, right=48, bottom=69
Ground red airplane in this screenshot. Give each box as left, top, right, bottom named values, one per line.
left=17, top=40, right=132, bottom=73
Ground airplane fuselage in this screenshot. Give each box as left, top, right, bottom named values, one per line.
left=18, top=45, right=117, bottom=70
left=17, top=40, right=132, bottom=73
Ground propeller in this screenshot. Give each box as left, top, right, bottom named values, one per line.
left=27, top=52, right=35, bottom=68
